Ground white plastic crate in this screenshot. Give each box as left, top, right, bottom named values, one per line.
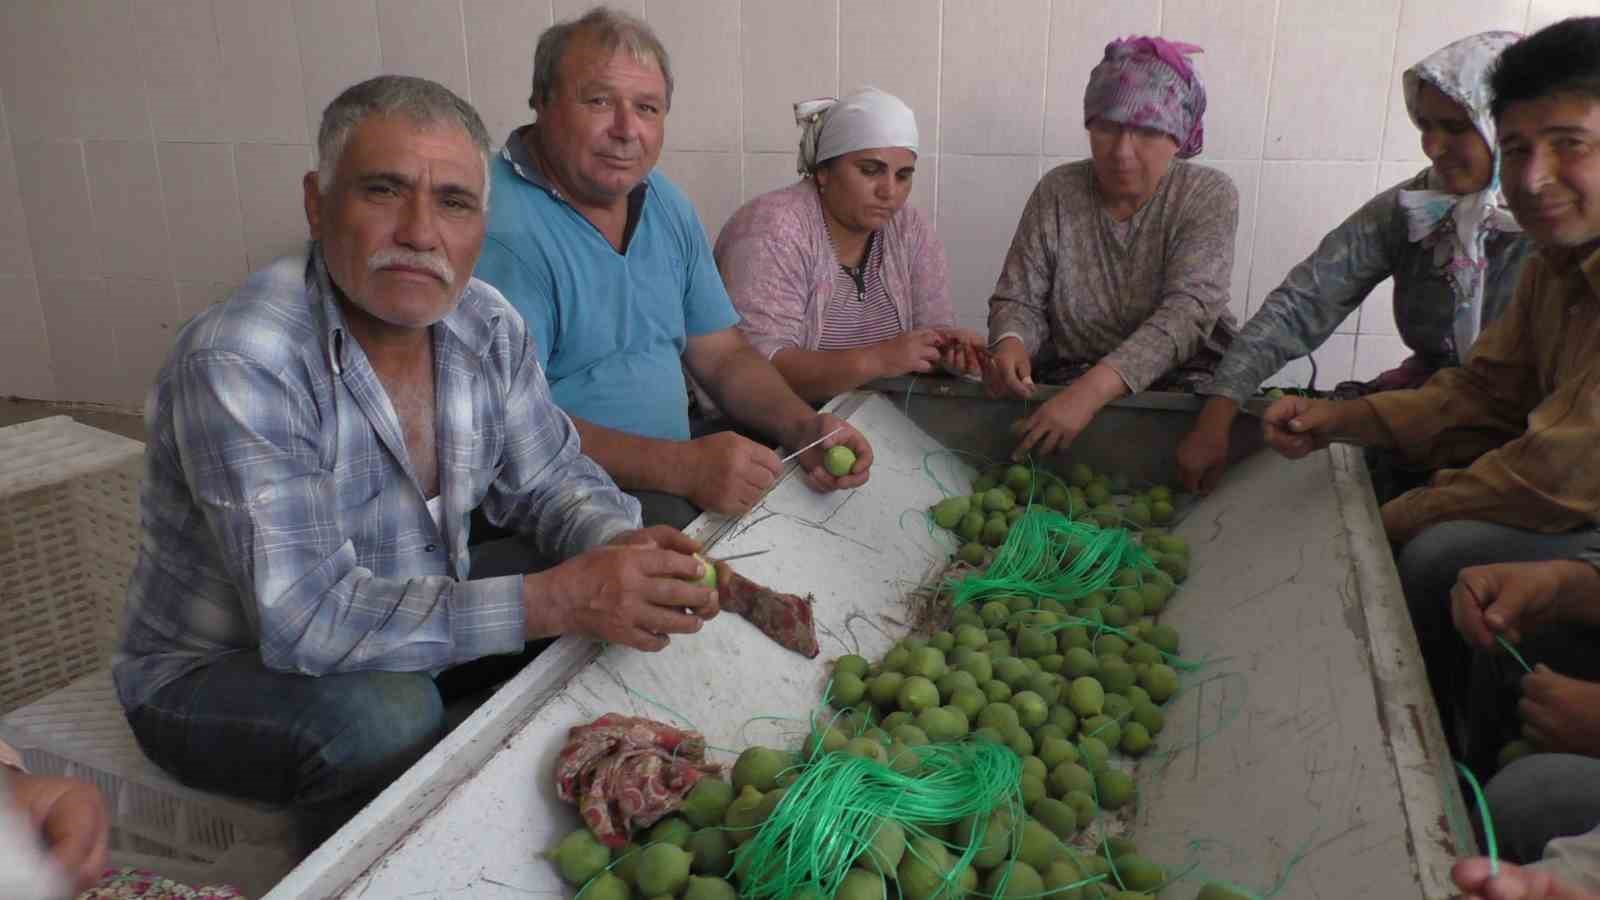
left=0, top=416, right=299, bottom=878
left=0, top=416, right=143, bottom=714
left=0, top=671, right=296, bottom=864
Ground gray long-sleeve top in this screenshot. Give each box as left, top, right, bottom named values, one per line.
left=1203, top=169, right=1533, bottom=404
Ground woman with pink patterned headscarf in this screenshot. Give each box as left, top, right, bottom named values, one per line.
left=986, top=36, right=1240, bottom=460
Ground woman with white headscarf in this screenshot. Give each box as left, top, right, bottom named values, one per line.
left=1177, top=31, right=1534, bottom=495
left=714, top=87, right=983, bottom=402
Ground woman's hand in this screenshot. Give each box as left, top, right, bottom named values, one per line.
left=984, top=337, right=1035, bottom=398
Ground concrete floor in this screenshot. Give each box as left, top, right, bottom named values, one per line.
left=0, top=397, right=145, bottom=442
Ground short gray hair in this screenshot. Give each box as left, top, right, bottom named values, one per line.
left=316, top=75, right=492, bottom=202
left=528, top=6, right=674, bottom=111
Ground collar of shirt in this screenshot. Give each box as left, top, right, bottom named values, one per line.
left=500, top=125, right=649, bottom=244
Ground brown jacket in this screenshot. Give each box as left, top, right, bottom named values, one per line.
left=1369, top=244, right=1600, bottom=539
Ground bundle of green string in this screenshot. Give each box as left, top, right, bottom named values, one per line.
left=945, top=506, right=1156, bottom=610
left=731, top=741, right=1023, bottom=899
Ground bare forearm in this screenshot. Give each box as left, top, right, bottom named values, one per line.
left=1196, top=395, right=1241, bottom=431
left=571, top=418, right=690, bottom=495
left=772, top=347, right=883, bottom=403
left=700, top=347, right=816, bottom=447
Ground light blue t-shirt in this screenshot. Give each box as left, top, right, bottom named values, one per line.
left=475, top=127, right=739, bottom=441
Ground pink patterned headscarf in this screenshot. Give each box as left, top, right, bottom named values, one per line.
left=1083, top=36, right=1207, bottom=158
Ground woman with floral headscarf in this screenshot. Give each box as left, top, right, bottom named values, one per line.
left=986, top=36, right=1241, bottom=459
left=1177, top=31, right=1534, bottom=494
left=714, top=87, right=983, bottom=404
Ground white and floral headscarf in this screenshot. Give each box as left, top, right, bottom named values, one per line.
left=1398, top=30, right=1523, bottom=360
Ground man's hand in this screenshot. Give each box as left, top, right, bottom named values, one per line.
left=8, top=772, right=109, bottom=891
left=524, top=541, right=719, bottom=651
left=791, top=413, right=872, bottom=492
left=1453, top=856, right=1600, bottom=900
left=1450, top=561, right=1595, bottom=650
left=878, top=329, right=944, bottom=378
left=1519, top=665, right=1600, bottom=757
left=984, top=337, right=1035, bottom=399
left=680, top=431, right=782, bottom=516
left=1260, top=395, right=1341, bottom=459
left=933, top=328, right=988, bottom=377
left=1176, top=397, right=1239, bottom=495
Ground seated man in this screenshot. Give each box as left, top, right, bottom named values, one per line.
left=1452, top=559, right=1600, bottom=865
left=114, top=75, right=718, bottom=851
left=474, top=6, right=871, bottom=528
left=1261, top=17, right=1600, bottom=731
left=984, top=36, right=1239, bottom=459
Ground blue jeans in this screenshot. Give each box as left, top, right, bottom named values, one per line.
left=1487, top=754, right=1600, bottom=864
left=1396, top=520, right=1600, bottom=750
left=125, top=537, right=546, bottom=851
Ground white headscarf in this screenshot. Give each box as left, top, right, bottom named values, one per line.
left=1397, top=30, right=1523, bottom=361
left=793, top=86, right=919, bottom=176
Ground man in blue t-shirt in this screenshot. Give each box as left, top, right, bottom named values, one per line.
left=475, top=7, right=871, bottom=527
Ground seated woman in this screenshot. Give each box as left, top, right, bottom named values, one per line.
left=985, top=37, right=1239, bottom=459
left=715, top=87, right=983, bottom=404
left=1177, top=31, right=1533, bottom=494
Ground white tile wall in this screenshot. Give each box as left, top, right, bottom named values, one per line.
left=85, top=141, right=172, bottom=280
left=216, top=0, right=311, bottom=145
left=1201, top=159, right=1260, bottom=325
left=39, top=278, right=121, bottom=402
left=839, top=0, right=943, bottom=155
left=741, top=151, right=798, bottom=204
left=378, top=0, right=473, bottom=100
left=295, top=0, right=385, bottom=142
left=1353, top=332, right=1412, bottom=380
left=1268, top=333, right=1359, bottom=390
left=942, top=0, right=1049, bottom=156
left=647, top=0, right=739, bottom=154
left=13, top=141, right=98, bottom=280
left=0, top=276, right=56, bottom=400
left=0, top=139, right=34, bottom=278
left=1248, top=161, right=1381, bottom=333
left=1527, top=0, right=1600, bottom=32
left=1166, top=0, right=1276, bottom=161
left=159, top=142, right=249, bottom=284
left=740, top=0, right=837, bottom=153
left=465, top=0, right=553, bottom=148
left=938, top=154, right=1043, bottom=332
left=235, top=144, right=315, bottom=271
left=135, top=0, right=233, bottom=143
left=1043, top=0, right=1161, bottom=159
left=1, top=0, right=1577, bottom=406
left=656, top=150, right=742, bottom=240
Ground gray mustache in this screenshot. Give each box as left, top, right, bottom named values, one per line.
left=368, top=248, right=454, bottom=283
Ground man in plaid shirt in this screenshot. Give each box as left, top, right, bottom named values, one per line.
left=114, top=76, right=718, bottom=850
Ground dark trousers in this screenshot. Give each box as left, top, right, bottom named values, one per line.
left=125, top=537, right=549, bottom=852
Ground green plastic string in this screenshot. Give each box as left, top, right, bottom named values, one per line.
left=731, top=741, right=1022, bottom=899
left=945, top=507, right=1155, bottom=609
left=1457, top=762, right=1500, bottom=876
left=1496, top=635, right=1534, bottom=675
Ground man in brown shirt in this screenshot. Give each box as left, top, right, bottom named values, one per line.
left=1260, top=18, right=1600, bottom=731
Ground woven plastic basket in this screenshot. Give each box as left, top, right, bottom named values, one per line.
left=0, top=670, right=295, bottom=864
left=0, top=416, right=298, bottom=874
left=0, top=416, right=143, bottom=714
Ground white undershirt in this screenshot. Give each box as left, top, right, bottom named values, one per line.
left=426, top=495, right=444, bottom=536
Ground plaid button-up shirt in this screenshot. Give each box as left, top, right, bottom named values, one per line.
left=114, top=248, right=640, bottom=712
